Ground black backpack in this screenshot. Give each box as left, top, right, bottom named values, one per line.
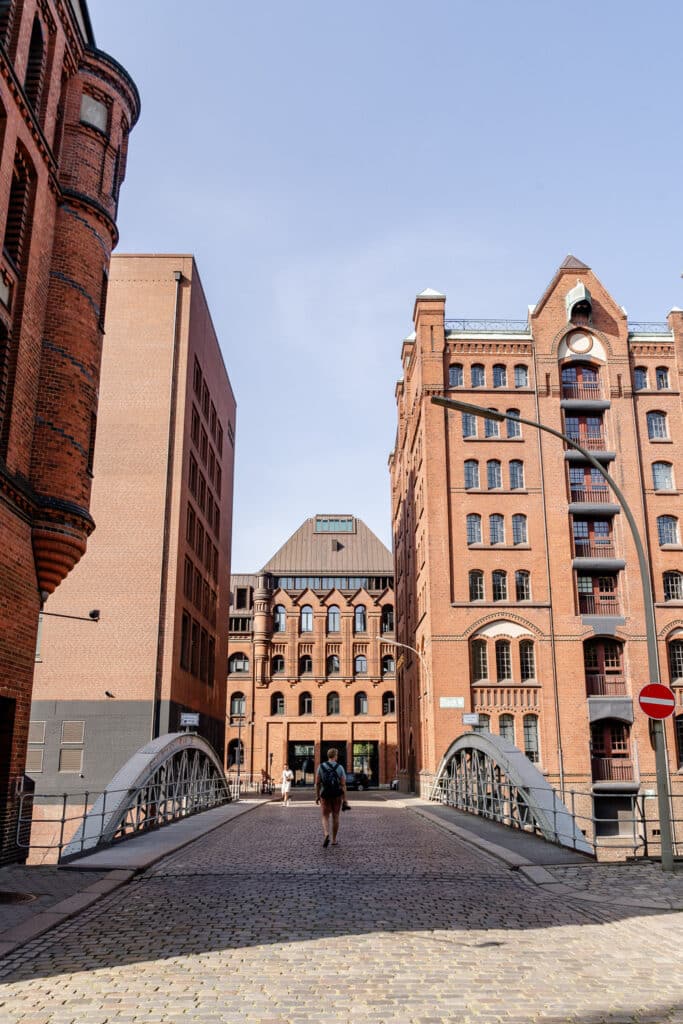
left=320, top=762, right=342, bottom=799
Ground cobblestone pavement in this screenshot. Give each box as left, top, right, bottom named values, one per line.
left=1, top=800, right=683, bottom=1023
left=0, top=866, right=107, bottom=930
left=543, top=860, right=683, bottom=907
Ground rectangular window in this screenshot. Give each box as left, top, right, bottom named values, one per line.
left=193, top=357, right=202, bottom=396
left=59, top=747, right=83, bottom=773
left=484, top=415, right=499, bottom=438
left=215, top=464, right=222, bottom=496
left=493, top=365, right=507, bottom=388
left=514, top=365, right=528, bottom=388
left=197, top=473, right=206, bottom=512
left=217, top=422, right=224, bottom=454
left=26, top=747, right=43, bottom=773
left=196, top=521, right=204, bottom=561
left=449, top=364, right=463, bottom=387
left=186, top=503, right=195, bottom=546
left=492, top=572, right=507, bottom=601
left=208, top=448, right=215, bottom=484
left=191, top=406, right=200, bottom=445
left=656, top=367, right=669, bottom=390
left=464, top=460, right=479, bottom=489
left=194, top=567, right=202, bottom=610
left=80, top=92, right=109, bottom=132
left=462, top=413, right=477, bottom=438
left=184, top=556, right=194, bottom=600
left=210, top=401, right=217, bottom=437
left=512, top=515, right=528, bottom=545
left=487, top=461, right=502, bottom=489
left=467, top=515, right=482, bottom=545
left=189, top=454, right=198, bottom=496
left=200, top=427, right=208, bottom=464
left=191, top=620, right=200, bottom=676
left=509, top=461, right=524, bottom=489
left=515, top=571, right=531, bottom=601
left=489, top=515, right=505, bottom=545
left=214, top=506, right=220, bottom=538
left=202, top=381, right=210, bottom=417
left=181, top=611, right=191, bottom=669
left=28, top=721, right=46, bottom=744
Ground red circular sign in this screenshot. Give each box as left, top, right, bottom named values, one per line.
left=638, top=683, right=676, bottom=720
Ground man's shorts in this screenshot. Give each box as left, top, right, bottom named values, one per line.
left=320, top=796, right=343, bottom=815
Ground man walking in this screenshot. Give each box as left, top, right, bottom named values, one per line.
left=315, top=747, right=347, bottom=848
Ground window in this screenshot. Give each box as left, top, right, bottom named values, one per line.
left=515, top=570, right=531, bottom=601
left=656, top=366, right=670, bottom=390
left=462, top=412, right=477, bottom=438
left=634, top=367, right=648, bottom=391
left=271, top=692, right=285, bottom=715
left=354, top=605, right=367, bottom=633
left=355, top=691, right=369, bottom=714
left=514, top=365, right=528, bottom=388
left=512, top=514, right=528, bottom=545
left=499, top=714, right=515, bottom=743
left=653, top=462, right=674, bottom=490
left=493, top=364, right=507, bottom=388
left=647, top=411, right=668, bottom=440
left=381, top=605, right=394, bottom=633
left=382, top=691, right=396, bottom=715
left=327, top=691, right=340, bottom=715
left=229, top=653, right=249, bottom=674
left=188, top=454, right=198, bottom=495
left=676, top=715, right=683, bottom=769
left=327, top=605, right=340, bottom=632
left=273, top=605, right=286, bottom=632
left=509, top=460, right=524, bottom=489
left=467, top=514, right=482, bottom=545
left=506, top=410, right=521, bottom=438
left=227, top=739, right=244, bottom=768
left=80, top=92, right=108, bottom=133
left=314, top=515, right=355, bottom=533
left=487, top=459, right=502, bottom=489
left=472, top=639, right=488, bottom=681
left=664, top=572, right=683, bottom=601
left=272, top=655, right=285, bottom=674
left=382, top=655, right=395, bottom=675
left=495, top=639, right=512, bottom=681
left=469, top=570, right=484, bottom=601
left=471, top=364, right=485, bottom=387
left=180, top=611, right=191, bottom=670
left=484, top=413, right=499, bottom=438
left=300, top=605, right=313, bottom=632
left=670, top=640, right=683, bottom=682
left=326, top=654, right=340, bottom=675
left=464, top=459, right=479, bottom=489
left=230, top=692, right=246, bottom=718
left=299, top=655, right=313, bottom=674
left=299, top=692, right=313, bottom=715
left=489, top=514, right=505, bottom=545
left=354, top=654, right=367, bottom=675
left=193, top=357, right=202, bottom=396
left=658, top=516, right=679, bottom=546
left=492, top=570, right=507, bottom=601
left=523, top=715, right=539, bottom=762
left=473, top=713, right=490, bottom=733
left=4, top=147, right=36, bottom=270
left=520, top=640, right=535, bottom=680
left=449, top=363, right=463, bottom=387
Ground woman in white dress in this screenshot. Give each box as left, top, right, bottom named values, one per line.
left=281, top=764, right=294, bottom=805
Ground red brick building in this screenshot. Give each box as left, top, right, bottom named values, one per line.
left=227, top=516, right=397, bottom=788
left=0, top=0, right=138, bottom=863
left=390, top=258, right=683, bottom=847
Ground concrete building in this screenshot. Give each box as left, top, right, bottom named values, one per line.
left=226, top=515, right=397, bottom=787
left=390, top=257, right=683, bottom=845
left=0, top=0, right=138, bottom=863
left=28, top=256, right=236, bottom=849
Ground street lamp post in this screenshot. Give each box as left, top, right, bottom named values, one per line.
left=235, top=696, right=247, bottom=800
left=377, top=635, right=432, bottom=789
left=432, top=395, right=675, bottom=872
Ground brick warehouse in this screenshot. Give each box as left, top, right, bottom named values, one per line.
left=0, top=0, right=138, bottom=864
left=390, top=257, right=683, bottom=853
left=28, top=255, right=236, bottom=856
left=226, top=515, right=397, bottom=788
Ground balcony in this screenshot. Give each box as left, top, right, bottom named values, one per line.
left=573, top=539, right=616, bottom=559
left=570, top=486, right=611, bottom=503
left=566, top=431, right=607, bottom=451
left=586, top=673, right=627, bottom=697
left=591, top=757, right=634, bottom=783
left=561, top=382, right=602, bottom=401
left=578, top=594, right=620, bottom=616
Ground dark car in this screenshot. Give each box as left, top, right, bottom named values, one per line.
left=345, top=771, right=370, bottom=791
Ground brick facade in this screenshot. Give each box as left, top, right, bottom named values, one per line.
left=0, top=0, right=138, bottom=864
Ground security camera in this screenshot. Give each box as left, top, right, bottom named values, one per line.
left=105, top=690, right=115, bottom=698
left=89, top=609, right=100, bottom=621
left=40, top=590, right=49, bottom=604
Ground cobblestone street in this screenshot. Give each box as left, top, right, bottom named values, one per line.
left=1, top=797, right=683, bottom=1023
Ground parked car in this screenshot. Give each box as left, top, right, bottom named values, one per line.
left=345, top=771, right=370, bottom=791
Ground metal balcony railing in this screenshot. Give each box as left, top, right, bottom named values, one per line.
left=570, top=486, right=611, bottom=503
left=566, top=431, right=607, bottom=450
left=591, top=757, right=634, bottom=782
left=562, top=382, right=602, bottom=400
left=578, top=594, right=620, bottom=615
left=585, top=673, right=627, bottom=697
left=573, top=539, right=616, bottom=558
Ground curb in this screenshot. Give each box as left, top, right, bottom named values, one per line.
left=410, top=806, right=533, bottom=870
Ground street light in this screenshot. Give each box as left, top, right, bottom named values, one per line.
left=432, top=394, right=676, bottom=872
left=376, top=636, right=431, bottom=696
left=234, top=695, right=247, bottom=800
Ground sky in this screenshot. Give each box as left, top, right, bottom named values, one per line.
left=89, top=0, right=683, bottom=571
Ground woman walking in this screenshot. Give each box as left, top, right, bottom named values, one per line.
left=281, top=763, right=294, bottom=805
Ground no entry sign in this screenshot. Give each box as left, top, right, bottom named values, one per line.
left=638, top=683, right=676, bottom=720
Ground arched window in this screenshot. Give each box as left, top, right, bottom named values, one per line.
left=499, top=714, right=514, bottom=743
left=326, top=654, right=340, bottom=675
left=509, top=460, right=524, bottom=489
left=228, top=653, right=249, bottom=674
left=462, top=412, right=477, bottom=438
left=495, top=639, right=512, bottom=681
left=664, top=572, right=683, bottom=601
left=492, top=570, right=507, bottom=601
left=634, top=367, right=648, bottom=390
left=227, top=738, right=244, bottom=768
left=24, top=17, right=45, bottom=114
left=656, top=366, right=670, bottom=390
left=271, top=655, right=285, bottom=674
left=469, top=569, right=484, bottom=601
left=471, top=363, right=485, bottom=387
left=493, top=364, right=507, bottom=388
left=382, top=654, right=395, bottom=675
left=271, top=691, right=285, bottom=715
left=523, top=715, right=539, bottom=762
left=512, top=514, right=528, bottom=545
left=484, top=411, right=499, bottom=438
left=327, top=691, right=340, bottom=715
left=354, top=605, right=367, bottom=633
left=230, top=692, right=246, bottom=718
left=355, top=691, right=369, bottom=714
left=327, top=605, right=340, bottom=632
left=647, top=411, right=668, bottom=440
left=273, top=605, right=286, bottom=632
left=299, top=691, right=312, bottom=715
left=467, top=514, right=482, bottom=544
left=449, top=363, right=463, bottom=387
left=506, top=410, right=521, bottom=438
left=669, top=639, right=683, bottom=682
left=657, top=516, right=679, bottom=546
left=381, top=605, right=394, bottom=633
left=464, top=459, right=479, bottom=489
left=473, top=712, right=490, bottom=733
left=514, top=364, right=528, bottom=388
left=653, top=462, right=674, bottom=490
left=487, top=459, right=502, bottom=489
left=299, top=655, right=313, bottom=674
left=520, top=640, right=535, bottom=680
left=300, top=605, right=313, bottom=632
left=382, top=691, right=396, bottom=715
left=4, top=146, right=36, bottom=270
left=354, top=654, right=367, bottom=675
left=489, top=514, right=504, bottom=545
left=515, top=570, right=531, bottom=601
left=472, top=639, right=488, bottom=682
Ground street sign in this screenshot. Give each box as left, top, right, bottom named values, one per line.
left=462, top=713, right=480, bottom=726
left=440, top=696, right=465, bottom=709
left=180, top=712, right=200, bottom=728
left=638, top=684, right=676, bottom=720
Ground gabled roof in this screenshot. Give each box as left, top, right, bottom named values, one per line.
left=262, top=516, right=393, bottom=574
left=559, top=254, right=590, bottom=271
left=533, top=254, right=593, bottom=318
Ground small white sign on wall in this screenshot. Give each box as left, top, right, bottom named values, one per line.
left=439, top=697, right=465, bottom=709
left=462, top=713, right=480, bottom=726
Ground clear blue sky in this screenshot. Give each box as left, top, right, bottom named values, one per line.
left=90, top=0, right=683, bottom=570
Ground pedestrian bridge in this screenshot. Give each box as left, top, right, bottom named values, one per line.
left=431, top=732, right=593, bottom=856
